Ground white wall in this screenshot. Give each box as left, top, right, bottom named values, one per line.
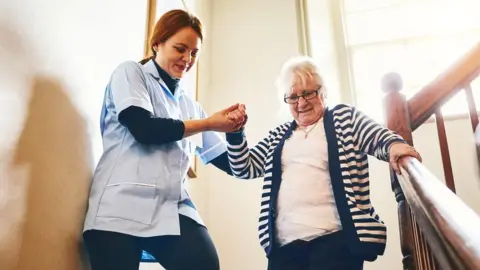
left=0, top=0, right=148, bottom=268
left=0, top=0, right=144, bottom=269
left=0, top=0, right=214, bottom=269
left=197, top=1, right=480, bottom=270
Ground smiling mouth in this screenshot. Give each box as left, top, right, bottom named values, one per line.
left=297, top=108, right=313, bottom=113
left=175, top=64, right=187, bottom=71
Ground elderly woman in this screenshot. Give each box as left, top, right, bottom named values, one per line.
left=225, top=56, right=421, bottom=270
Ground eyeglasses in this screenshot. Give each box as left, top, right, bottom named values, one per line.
left=283, top=87, right=322, bottom=104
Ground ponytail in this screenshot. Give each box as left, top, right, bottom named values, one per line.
left=139, top=48, right=156, bottom=65
left=139, top=56, right=154, bottom=65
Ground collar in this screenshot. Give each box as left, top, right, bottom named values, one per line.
left=290, top=106, right=329, bottom=133
left=142, top=59, right=160, bottom=79
left=142, top=59, right=185, bottom=99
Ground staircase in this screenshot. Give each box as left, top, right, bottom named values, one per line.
left=381, top=43, right=480, bottom=270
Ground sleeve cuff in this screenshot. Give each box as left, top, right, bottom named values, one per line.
left=197, top=141, right=227, bottom=164
left=226, top=129, right=245, bottom=143
left=116, top=97, right=154, bottom=114
left=384, top=137, right=407, bottom=158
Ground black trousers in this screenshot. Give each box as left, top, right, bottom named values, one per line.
left=83, top=215, right=219, bottom=270
left=268, top=231, right=364, bottom=270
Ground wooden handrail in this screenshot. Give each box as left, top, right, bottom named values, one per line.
left=408, top=42, right=480, bottom=130
left=398, top=157, right=480, bottom=270
left=383, top=40, right=480, bottom=270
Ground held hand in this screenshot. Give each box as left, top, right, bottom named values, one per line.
left=227, top=104, right=248, bottom=129
left=389, top=143, right=422, bottom=174
left=206, top=103, right=246, bottom=132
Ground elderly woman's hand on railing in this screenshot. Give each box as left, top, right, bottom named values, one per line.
left=389, top=143, right=422, bottom=174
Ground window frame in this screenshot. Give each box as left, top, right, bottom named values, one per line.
left=302, top=0, right=480, bottom=124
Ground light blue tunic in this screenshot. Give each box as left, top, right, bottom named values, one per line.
left=83, top=60, right=226, bottom=237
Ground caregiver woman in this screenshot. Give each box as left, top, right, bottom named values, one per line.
left=82, top=9, right=243, bottom=270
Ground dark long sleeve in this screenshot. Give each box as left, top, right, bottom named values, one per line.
left=209, top=152, right=233, bottom=175
left=121, top=61, right=231, bottom=173
left=118, top=106, right=185, bottom=145
left=117, top=59, right=185, bottom=145
left=119, top=106, right=232, bottom=175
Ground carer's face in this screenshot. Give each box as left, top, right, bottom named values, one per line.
left=154, top=27, right=201, bottom=79
left=287, top=76, right=325, bottom=126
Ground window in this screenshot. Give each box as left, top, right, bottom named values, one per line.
left=307, top=0, right=480, bottom=122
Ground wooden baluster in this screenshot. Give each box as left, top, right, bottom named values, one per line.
left=464, top=84, right=478, bottom=132
left=426, top=230, right=439, bottom=270
left=475, top=117, right=480, bottom=174
left=467, top=84, right=480, bottom=203
left=410, top=211, right=422, bottom=269
left=391, top=170, right=417, bottom=269
left=382, top=73, right=416, bottom=269
left=434, top=110, right=456, bottom=193
left=410, top=205, right=437, bottom=270
left=419, top=226, right=436, bottom=269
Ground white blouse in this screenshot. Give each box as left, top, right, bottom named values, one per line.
left=276, top=120, right=342, bottom=246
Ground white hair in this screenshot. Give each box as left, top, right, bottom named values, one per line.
left=274, top=55, right=326, bottom=102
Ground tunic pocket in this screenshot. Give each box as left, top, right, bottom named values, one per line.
left=96, top=183, right=156, bottom=225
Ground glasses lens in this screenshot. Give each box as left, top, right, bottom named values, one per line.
left=304, top=90, right=318, bottom=100
left=284, top=96, right=297, bottom=104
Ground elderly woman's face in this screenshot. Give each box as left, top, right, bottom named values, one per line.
left=286, top=75, right=325, bottom=126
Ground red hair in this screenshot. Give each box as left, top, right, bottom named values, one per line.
left=140, top=9, right=203, bottom=64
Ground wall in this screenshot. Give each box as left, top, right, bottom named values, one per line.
left=0, top=0, right=143, bottom=269
left=0, top=0, right=214, bottom=269
left=0, top=0, right=148, bottom=268
left=198, top=1, right=480, bottom=270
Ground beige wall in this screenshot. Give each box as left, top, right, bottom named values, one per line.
left=0, top=0, right=213, bottom=269
left=0, top=0, right=146, bottom=269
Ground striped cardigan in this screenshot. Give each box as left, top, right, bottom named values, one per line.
left=226, top=104, right=405, bottom=260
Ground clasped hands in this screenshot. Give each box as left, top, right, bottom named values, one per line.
left=206, top=103, right=248, bottom=133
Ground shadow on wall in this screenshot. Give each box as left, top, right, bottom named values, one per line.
left=0, top=18, right=93, bottom=270
left=12, top=76, right=93, bottom=270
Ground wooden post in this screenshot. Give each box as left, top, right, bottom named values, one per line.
left=381, top=72, right=416, bottom=269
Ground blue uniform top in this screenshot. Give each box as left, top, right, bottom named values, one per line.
left=83, top=59, right=226, bottom=236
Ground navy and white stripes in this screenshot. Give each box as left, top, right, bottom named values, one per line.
left=226, top=104, right=405, bottom=259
